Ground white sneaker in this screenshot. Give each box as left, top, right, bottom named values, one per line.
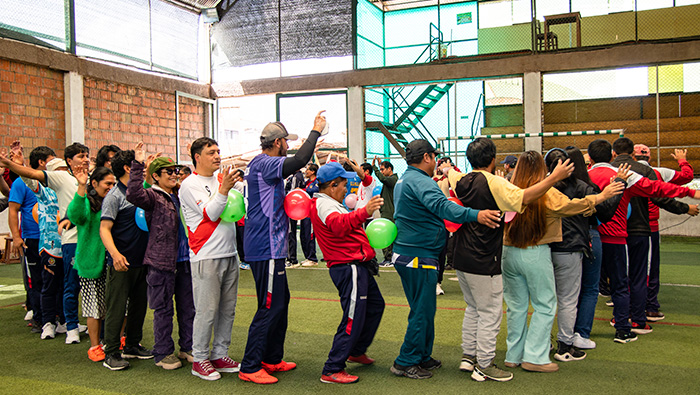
left=436, top=283, right=445, bottom=296
left=65, top=328, right=81, bottom=344
left=41, top=322, right=56, bottom=340
left=78, top=324, right=88, bottom=333
left=24, top=310, right=34, bottom=321
left=572, top=333, right=596, bottom=349
left=300, top=260, right=318, bottom=267
left=55, top=323, right=67, bottom=334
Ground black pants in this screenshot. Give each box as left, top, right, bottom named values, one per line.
left=103, top=265, right=148, bottom=356
left=40, top=252, right=64, bottom=325
left=24, top=239, right=42, bottom=324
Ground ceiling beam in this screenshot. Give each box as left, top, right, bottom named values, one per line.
left=212, top=39, right=700, bottom=97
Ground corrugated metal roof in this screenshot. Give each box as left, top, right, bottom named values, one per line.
left=171, top=0, right=222, bottom=10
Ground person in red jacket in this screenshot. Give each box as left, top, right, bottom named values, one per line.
left=587, top=139, right=700, bottom=343
left=633, top=145, right=697, bottom=321
left=310, top=161, right=385, bottom=384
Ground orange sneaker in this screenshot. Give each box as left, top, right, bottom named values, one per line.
left=320, top=370, right=359, bottom=384
left=347, top=354, right=375, bottom=365
left=238, top=369, right=278, bottom=384
left=88, top=345, right=105, bottom=362
left=262, top=360, right=297, bottom=373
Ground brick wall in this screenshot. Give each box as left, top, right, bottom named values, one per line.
left=0, top=59, right=65, bottom=157
left=83, top=77, right=206, bottom=163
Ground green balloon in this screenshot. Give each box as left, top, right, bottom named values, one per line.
left=365, top=218, right=397, bottom=249
left=220, top=189, right=246, bottom=222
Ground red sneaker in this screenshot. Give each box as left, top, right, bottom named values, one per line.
left=347, top=354, right=375, bottom=365
left=120, top=336, right=125, bottom=351
left=192, top=360, right=221, bottom=381
left=211, top=356, right=240, bottom=372
left=88, top=345, right=105, bottom=362
left=320, top=370, right=359, bottom=384
left=239, top=369, right=278, bottom=384
left=261, top=360, right=297, bottom=373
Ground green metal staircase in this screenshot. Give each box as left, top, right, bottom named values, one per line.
left=366, top=23, right=453, bottom=157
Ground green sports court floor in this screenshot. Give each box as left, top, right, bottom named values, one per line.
left=1, top=236, right=699, bottom=394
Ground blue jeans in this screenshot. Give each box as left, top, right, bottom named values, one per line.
left=62, top=243, right=80, bottom=331
left=574, top=229, right=602, bottom=339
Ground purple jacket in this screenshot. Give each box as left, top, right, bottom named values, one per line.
left=126, top=160, right=179, bottom=272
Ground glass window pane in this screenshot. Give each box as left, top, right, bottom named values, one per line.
left=543, top=67, right=648, bottom=102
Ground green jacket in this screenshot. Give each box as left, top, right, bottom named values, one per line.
left=393, top=166, right=480, bottom=259
left=372, top=165, right=398, bottom=220
left=66, top=193, right=105, bottom=279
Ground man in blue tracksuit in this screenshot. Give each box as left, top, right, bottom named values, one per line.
left=390, top=140, right=500, bottom=380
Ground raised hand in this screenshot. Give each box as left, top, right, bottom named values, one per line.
left=365, top=196, right=384, bottom=216
left=134, top=142, right=146, bottom=163
left=314, top=110, right=327, bottom=135
left=672, top=148, right=687, bottom=162
left=218, top=166, right=236, bottom=194
left=73, top=163, right=89, bottom=186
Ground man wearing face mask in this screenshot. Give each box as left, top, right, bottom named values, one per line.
left=239, top=111, right=327, bottom=385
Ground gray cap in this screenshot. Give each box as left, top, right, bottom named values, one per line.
left=260, top=122, right=298, bottom=144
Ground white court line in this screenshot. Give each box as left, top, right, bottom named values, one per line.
left=661, top=283, right=700, bottom=288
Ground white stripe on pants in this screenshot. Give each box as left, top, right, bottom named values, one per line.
left=455, top=270, right=503, bottom=368
left=190, top=256, right=239, bottom=362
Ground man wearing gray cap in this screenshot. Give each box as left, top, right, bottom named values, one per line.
left=390, top=139, right=501, bottom=380
left=239, top=111, right=327, bottom=384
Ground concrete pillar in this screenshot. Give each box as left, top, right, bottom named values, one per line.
left=64, top=71, right=85, bottom=145
left=347, top=86, right=365, bottom=161
left=523, top=71, right=542, bottom=152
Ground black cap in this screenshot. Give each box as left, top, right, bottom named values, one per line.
left=500, top=155, right=517, bottom=166
left=405, top=139, right=442, bottom=162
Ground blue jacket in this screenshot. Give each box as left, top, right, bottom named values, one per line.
left=393, top=166, right=480, bottom=259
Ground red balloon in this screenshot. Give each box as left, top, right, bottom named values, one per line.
left=444, top=197, right=464, bottom=233
left=284, top=189, right=311, bottom=220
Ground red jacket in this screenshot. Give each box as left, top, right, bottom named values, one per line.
left=589, top=163, right=695, bottom=244
left=310, top=193, right=375, bottom=267
left=648, top=160, right=693, bottom=232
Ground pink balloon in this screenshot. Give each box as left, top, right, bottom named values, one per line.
left=284, top=189, right=311, bottom=220
left=504, top=211, right=516, bottom=223
left=344, top=193, right=358, bottom=209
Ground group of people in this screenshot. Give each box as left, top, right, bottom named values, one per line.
left=3, top=109, right=696, bottom=384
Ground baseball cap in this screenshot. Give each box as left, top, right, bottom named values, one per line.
left=46, top=157, right=67, bottom=171
left=634, top=144, right=650, bottom=157
left=500, top=155, right=517, bottom=166
left=260, top=122, right=298, bottom=144
left=148, top=156, right=181, bottom=176
left=317, top=161, right=357, bottom=184
left=405, top=139, right=442, bottom=162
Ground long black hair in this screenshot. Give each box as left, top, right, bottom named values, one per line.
left=544, top=148, right=573, bottom=191
left=87, top=167, right=113, bottom=213
left=565, top=146, right=597, bottom=190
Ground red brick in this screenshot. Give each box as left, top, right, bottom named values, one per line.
left=39, top=108, right=52, bottom=118
left=10, top=62, right=24, bottom=73
left=11, top=83, right=26, bottom=94
left=10, top=105, right=25, bottom=115
left=42, top=78, right=56, bottom=89
left=26, top=107, right=41, bottom=117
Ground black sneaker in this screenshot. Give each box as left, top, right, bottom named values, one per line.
left=614, top=330, right=638, bottom=344
left=122, top=345, right=154, bottom=360
left=419, top=357, right=442, bottom=370
left=390, top=362, right=432, bottom=379
left=103, top=353, right=130, bottom=371
left=29, top=319, right=42, bottom=334
left=553, top=341, right=586, bottom=362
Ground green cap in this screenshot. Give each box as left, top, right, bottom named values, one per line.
left=148, top=157, right=180, bottom=176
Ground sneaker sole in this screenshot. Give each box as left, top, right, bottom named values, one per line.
left=238, top=374, right=277, bottom=384
left=471, top=369, right=513, bottom=382
left=192, top=370, right=221, bottom=380
left=614, top=336, right=638, bottom=344
left=554, top=352, right=586, bottom=362
left=631, top=328, right=653, bottom=335
left=155, top=362, right=182, bottom=370
left=214, top=367, right=240, bottom=373
left=389, top=366, right=432, bottom=379
left=320, top=377, right=359, bottom=384
left=102, top=362, right=129, bottom=371
left=122, top=353, right=154, bottom=360
left=646, top=316, right=665, bottom=322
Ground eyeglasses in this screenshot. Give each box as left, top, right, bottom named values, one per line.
left=159, top=168, right=180, bottom=176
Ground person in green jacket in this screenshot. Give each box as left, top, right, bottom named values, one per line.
left=390, top=140, right=501, bottom=380
left=66, top=165, right=116, bottom=363
left=371, top=156, right=398, bottom=266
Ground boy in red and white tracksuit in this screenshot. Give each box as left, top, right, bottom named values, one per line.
left=310, top=161, right=386, bottom=384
